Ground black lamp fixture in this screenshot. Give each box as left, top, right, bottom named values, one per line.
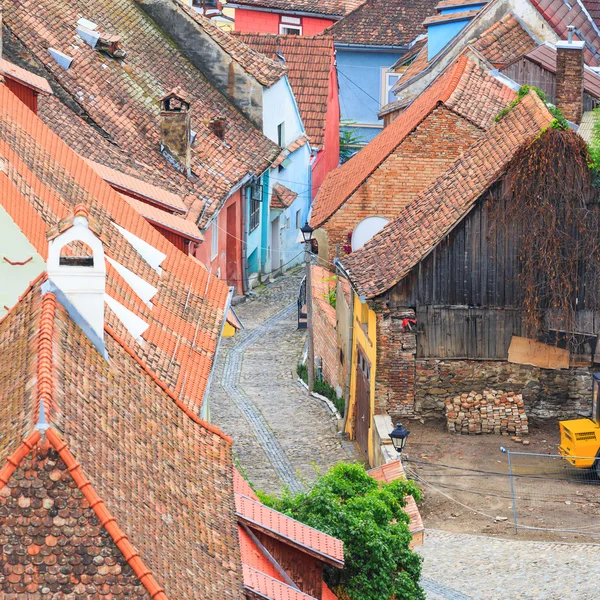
left=390, top=422, right=410, bottom=454
left=301, top=221, right=314, bottom=244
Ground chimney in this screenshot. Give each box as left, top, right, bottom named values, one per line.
left=47, top=205, right=106, bottom=341
left=555, top=26, right=585, bottom=125
left=209, top=116, right=226, bottom=140
left=159, top=88, right=192, bottom=177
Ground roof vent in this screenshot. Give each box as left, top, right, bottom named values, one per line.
left=48, top=48, right=73, bottom=70
left=209, top=116, right=226, bottom=140
left=160, top=88, right=192, bottom=177
left=97, top=33, right=126, bottom=59
left=47, top=205, right=106, bottom=341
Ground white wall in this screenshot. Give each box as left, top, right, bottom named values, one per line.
left=263, top=76, right=304, bottom=145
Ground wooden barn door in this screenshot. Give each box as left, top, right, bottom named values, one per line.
left=355, top=349, right=371, bottom=458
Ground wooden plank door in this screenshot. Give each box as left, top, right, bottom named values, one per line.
left=355, top=349, right=371, bottom=458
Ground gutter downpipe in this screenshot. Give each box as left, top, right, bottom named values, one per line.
left=201, top=285, right=235, bottom=421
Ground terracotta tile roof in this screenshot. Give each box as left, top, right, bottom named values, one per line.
left=0, top=281, right=243, bottom=599
left=239, top=526, right=285, bottom=582
left=0, top=82, right=229, bottom=414
left=0, top=57, right=53, bottom=95
left=243, top=565, right=316, bottom=600
left=368, top=461, right=424, bottom=537
left=86, top=158, right=187, bottom=213
left=471, top=14, right=538, bottom=67
left=235, top=493, right=344, bottom=566
left=435, top=0, right=489, bottom=8
left=121, top=194, right=204, bottom=242
left=176, top=3, right=287, bottom=88
left=340, top=91, right=554, bottom=299
left=524, top=42, right=600, bottom=98
left=228, top=0, right=364, bottom=17
left=311, top=56, right=515, bottom=228
left=327, top=0, right=438, bottom=47
left=399, top=41, right=432, bottom=84
left=3, top=0, right=280, bottom=225
left=272, top=134, right=310, bottom=167
left=423, top=9, right=481, bottom=26
left=271, top=183, right=299, bottom=209
left=322, top=582, right=339, bottom=600
left=583, top=0, right=600, bottom=21
left=232, top=33, right=335, bottom=149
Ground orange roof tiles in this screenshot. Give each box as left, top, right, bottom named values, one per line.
left=327, top=0, right=438, bottom=47
left=229, top=0, right=364, bottom=17
left=243, top=565, right=316, bottom=600
left=0, top=83, right=228, bottom=413
left=271, top=183, right=299, bottom=209
left=122, top=194, right=204, bottom=242
left=312, top=56, right=515, bottom=228
left=233, top=33, right=335, bottom=149
left=86, top=159, right=187, bottom=213
left=423, top=9, right=480, bottom=25
left=235, top=493, right=344, bottom=566
left=340, top=91, right=554, bottom=299
left=4, top=0, right=280, bottom=224
left=0, top=280, right=243, bottom=598
left=0, top=58, right=53, bottom=95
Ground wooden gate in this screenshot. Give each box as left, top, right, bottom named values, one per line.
left=355, top=348, right=371, bottom=458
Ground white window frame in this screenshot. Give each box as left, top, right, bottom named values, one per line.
left=211, top=220, right=219, bottom=260
left=279, top=24, right=302, bottom=35
left=381, top=69, right=401, bottom=107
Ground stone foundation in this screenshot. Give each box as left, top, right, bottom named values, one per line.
left=412, top=359, right=592, bottom=421
left=445, top=390, right=529, bottom=436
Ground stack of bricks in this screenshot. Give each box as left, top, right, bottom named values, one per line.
left=445, top=390, right=529, bottom=436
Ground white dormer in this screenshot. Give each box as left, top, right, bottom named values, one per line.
left=47, top=205, right=106, bottom=340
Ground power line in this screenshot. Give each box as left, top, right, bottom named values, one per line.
left=337, top=68, right=382, bottom=106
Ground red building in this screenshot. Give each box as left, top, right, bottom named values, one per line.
left=229, top=0, right=364, bottom=35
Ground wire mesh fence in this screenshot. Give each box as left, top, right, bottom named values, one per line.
left=404, top=450, right=600, bottom=537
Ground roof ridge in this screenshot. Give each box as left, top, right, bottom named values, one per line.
left=0, top=271, right=47, bottom=329
left=440, top=54, right=469, bottom=103
left=36, top=292, right=56, bottom=428
left=105, top=325, right=233, bottom=444
left=0, top=430, right=42, bottom=490
left=45, top=427, right=168, bottom=600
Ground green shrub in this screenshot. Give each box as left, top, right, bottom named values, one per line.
left=297, top=362, right=345, bottom=417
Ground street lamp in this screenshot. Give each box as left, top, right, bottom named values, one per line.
left=390, top=422, right=410, bottom=455
left=301, top=222, right=315, bottom=392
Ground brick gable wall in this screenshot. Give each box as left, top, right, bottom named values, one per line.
left=0, top=445, right=149, bottom=598
left=321, top=107, right=482, bottom=265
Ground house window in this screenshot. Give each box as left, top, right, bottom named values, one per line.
left=211, top=220, right=218, bottom=260
left=295, top=209, right=301, bottom=230
left=280, top=15, right=302, bottom=35
left=249, top=184, right=261, bottom=232
left=277, top=122, right=285, bottom=147
left=381, top=69, right=401, bottom=106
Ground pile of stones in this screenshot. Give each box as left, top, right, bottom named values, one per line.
left=445, top=390, right=529, bottom=437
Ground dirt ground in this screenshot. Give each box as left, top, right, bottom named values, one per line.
left=404, top=419, right=600, bottom=542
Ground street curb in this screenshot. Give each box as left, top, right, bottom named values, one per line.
left=297, top=378, right=342, bottom=420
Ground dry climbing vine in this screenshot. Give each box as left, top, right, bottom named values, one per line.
left=488, top=128, right=600, bottom=342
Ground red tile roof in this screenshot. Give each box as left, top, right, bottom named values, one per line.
left=524, top=42, right=600, bottom=98
left=340, top=91, right=554, bottom=299
left=3, top=0, right=280, bottom=225
left=243, top=565, right=316, bottom=600
left=423, top=9, right=481, bottom=26
left=235, top=493, right=344, bottom=567
left=583, top=0, right=600, bottom=21
left=232, top=33, right=335, bottom=149
left=272, top=134, right=311, bottom=167
left=0, top=57, right=53, bottom=95
left=271, top=183, right=299, bottom=209
left=327, top=0, right=438, bottom=47
left=471, top=14, right=538, bottom=67
left=311, top=56, right=515, bottom=228
left=0, top=82, right=229, bottom=414
left=122, top=194, right=204, bottom=242
left=229, top=0, right=364, bottom=17
left=0, top=280, right=242, bottom=599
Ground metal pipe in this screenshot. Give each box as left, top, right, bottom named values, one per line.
left=305, top=243, right=315, bottom=393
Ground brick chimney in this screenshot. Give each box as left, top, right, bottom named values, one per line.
left=159, top=87, right=192, bottom=177
left=555, top=26, right=585, bottom=125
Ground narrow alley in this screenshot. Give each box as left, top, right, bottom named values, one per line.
left=209, top=270, right=363, bottom=495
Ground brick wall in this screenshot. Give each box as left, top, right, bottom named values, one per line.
left=311, top=266, right=344, bottom=393
left=322, top=107, right=482, bottom=265
left=556, top=43, right=584, bottom=124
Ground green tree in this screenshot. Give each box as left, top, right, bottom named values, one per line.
left=258, top=463, right=424, bottom=600
left=340, top=121, right=365, bottom=164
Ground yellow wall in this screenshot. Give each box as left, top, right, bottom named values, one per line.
left=346, top=293, right=378, bottom=465
left=222, top=322, right=236, bottom=338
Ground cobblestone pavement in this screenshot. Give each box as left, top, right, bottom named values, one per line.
left=209, top=270, right=363, bottom=495
left=419, top=529, right=600, bottom=600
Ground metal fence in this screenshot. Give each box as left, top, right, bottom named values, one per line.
left=405, top=451, right=600, bottom=538
left=503, top=449, right=600, bottom=536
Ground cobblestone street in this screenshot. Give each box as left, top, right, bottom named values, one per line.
left=419, top=530, right=600, bottom=599
left=208, top=270, right=363, bottom=495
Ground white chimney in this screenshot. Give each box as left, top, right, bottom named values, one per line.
left=47, top=205, right=106, bottom=340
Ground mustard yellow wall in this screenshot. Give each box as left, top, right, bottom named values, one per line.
left=346, top=293, right=378, bottom=465
left=223, top=322, right=236, bottom=338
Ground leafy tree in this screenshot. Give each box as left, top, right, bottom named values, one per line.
left=587, top=106, right=600, bottom=175
left=258, top=462, right=424, bottom=600
left=340, top=121, right=365, bottom=164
